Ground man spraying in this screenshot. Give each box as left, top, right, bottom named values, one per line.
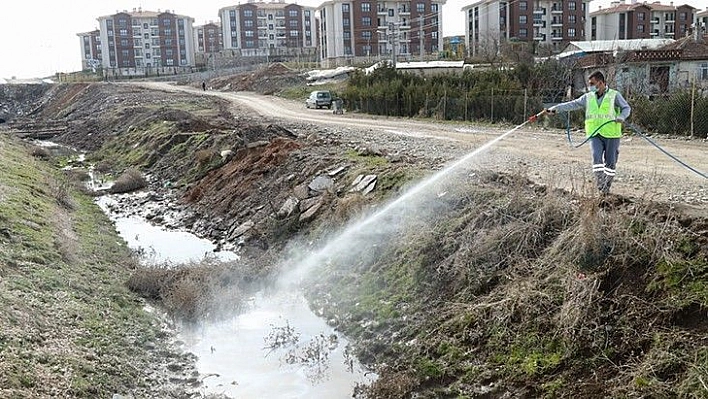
left=542, top=71, right=631, bottom=195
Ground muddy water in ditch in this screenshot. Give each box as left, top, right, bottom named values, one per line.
left=96, top=196, right=372, bottom=398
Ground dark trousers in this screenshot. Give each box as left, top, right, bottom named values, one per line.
left=590, top=136, right=620, bottom=193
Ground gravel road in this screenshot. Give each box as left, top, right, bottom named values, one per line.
left=145, top=82, right=708, bottom=207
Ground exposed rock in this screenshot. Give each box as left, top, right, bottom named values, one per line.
left=229, top=220, right=255, bottom=239
left=299, top=201, right=323, bottom=222
left=277, top=196, right=300, bottom=218
left=350, top=174, right=377, bottom=195
left=327, top=166, right=347, bottom=176
left=300, top=197, right=321, bottom=212
left=246, top=140, right=269, bottom=149
left=308, top=175, right=334, bottom=193
left=293, top=183, right=310, bottom=199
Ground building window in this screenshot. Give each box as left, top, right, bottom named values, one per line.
left=431, top=31, right=438, bottom=39
left=343, top=31, right=351, bottom=39
left=120, top=39, right=129, bottom=46
left=342, top=4, right=349, bottom=12
left=245, top=31, right=254, bottom=37
left=638, top=12, right=645, bottom=21
left=246, top=40, right=255, bottom=47
left=362, top=31, right=372, bottom=39
left=245, top=20, right=254, bottom=27
left=519, top=28, right=528, bottom=37
left=638, top=24, right=644, bottom=33
left=362, top=16, right=371, bottom=26
left=679, top=12, right=687, bottom=21
left=568, top=2, right=576, bottom=11
left=145, top=43, right=150, bottom=49
left=520, top=1, right=527, bottom=11
left=289, top=10, right=298, bottom=17
left=389, top=9, right=394, bottom=16
left=417, top=3, right=425, bottom=12
left=568, top=27, right=576, bottom=36
left=305, top=10, right=310, bottom=17
left=431, top=4, right=438, bottom=12
left=119, top=29, right=128, bottom=36
left=343, top=18, right=350, bottom=26
left=290, top=30, right=299, bottom=37
left=244, top=9, right=253, bottom=17
left=290, top=20, right=298, bottom=27
left=361, top=3, right=371, bottom=12
left=701, top=63, right=708, bottom=80
left=520, top=15, right=527, bottom=24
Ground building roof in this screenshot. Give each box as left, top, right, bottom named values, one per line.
left=98, top=9, right=189, bottom=20
left=657, top=35, right=708, bottom=58
left=461, top=0, right=497, bottom=11
left=697, top=8, right=708, bottom=17
left=564, top=38, right=675, bottom=53
left=590, top=1, right=694, bottom=16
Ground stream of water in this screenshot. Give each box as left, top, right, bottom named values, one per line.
left=96, top=196, right=372, bottom=398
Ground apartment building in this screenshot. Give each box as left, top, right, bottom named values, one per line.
left=589, top=1, right=695, bottom=41
left=96, top=8, right=196, bottom=75
left=317, top=0, right=446, bottom=67
left=463, top=0, right=591, bottom=57
left=76, top=30, right=102, bottom=70
left=218, top=0, right=317, bottom=57
left=697, top=7, right=708, bottom=35
left=194, top=22, right=223, bottom=53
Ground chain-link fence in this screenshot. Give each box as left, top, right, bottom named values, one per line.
left=346, top=86, right=708, bottom=138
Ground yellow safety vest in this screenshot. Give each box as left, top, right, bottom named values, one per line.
left=585, top=89, right=622, bottom=138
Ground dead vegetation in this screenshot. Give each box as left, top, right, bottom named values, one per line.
left=306, top=170, right=708, bottom=398
left=109, top=168, right=147, bottom=194
left=126, top=257, right=260, bottom=322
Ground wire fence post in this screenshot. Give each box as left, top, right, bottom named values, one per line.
left=491, top=87, right=494, bottom=123
left=524, top=88, right=528, bottom=119
left=464, top=91, right=468, bottom=121
left=691, top=78, right=696, bottom=138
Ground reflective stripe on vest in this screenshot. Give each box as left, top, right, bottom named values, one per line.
left=585, top=89, right=622, bottom=138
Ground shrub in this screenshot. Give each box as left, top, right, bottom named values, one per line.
left=109, top=168, right=147, bottom=194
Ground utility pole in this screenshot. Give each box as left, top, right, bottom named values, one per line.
left=419, top=15, right=424, bottom=61
left=388, top=22, right=397, bottom=68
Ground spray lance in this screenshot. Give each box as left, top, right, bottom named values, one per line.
left=527, top=109, right=549, bottom=123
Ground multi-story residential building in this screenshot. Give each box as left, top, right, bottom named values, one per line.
left=463, top=0, right=591, bottom=57
left=76, top=30, right=102, bottom=70
left=96, top=8, right=196, bottom=76
left=589, top=1, right=695, bottom=41
left=697, top=7, right=708, bottom=36
left=194, top=22, right=223, bottom=53
left=218, top=0, right=317, bottom=57
left=317, top=0, right=446, bottom=67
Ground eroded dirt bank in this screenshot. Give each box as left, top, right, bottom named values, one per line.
left=2, top=81, right=707, bottom=398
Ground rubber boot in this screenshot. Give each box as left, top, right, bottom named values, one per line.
left=594, top=171, right=607, bottom=194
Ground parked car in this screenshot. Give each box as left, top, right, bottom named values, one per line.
left=305, top=90, right=333, bottom=109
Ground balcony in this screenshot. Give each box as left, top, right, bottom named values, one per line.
left=534, top=33, right=546, bottom=41
left=533, top=20, right=546, bottom=28
left=378, top=7, right=387, bottom=15
left=551, top=19, right=563, bottom=26
left=551, top=34, right=563, bottom=40
left=398, top=7, right=410, bottom=15
left=533, top=7, right=545, bottom=14
left=551, top=6, right=563, bottom=14
left=651, top=18, right=660, bottom=24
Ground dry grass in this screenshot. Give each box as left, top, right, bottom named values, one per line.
left=109, top=168, right=147, bottom=194
left=195, top=148, right=218, bottom=167
left=127, top=257, right=255, bottom=322
left=307, top=170, right=708, bottom=398
left=30, top=145, right=51, bottom=159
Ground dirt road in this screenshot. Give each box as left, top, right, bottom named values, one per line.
left=145, top=82, right=708, bottom=206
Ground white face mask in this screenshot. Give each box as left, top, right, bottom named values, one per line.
left=588, top=85, right=598, bottom=93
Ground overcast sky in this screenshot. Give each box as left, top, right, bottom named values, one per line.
left=0, top=0, right=703, bottom=79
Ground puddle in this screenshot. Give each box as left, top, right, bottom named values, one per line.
left=96, top=193, right=372, bottom=397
